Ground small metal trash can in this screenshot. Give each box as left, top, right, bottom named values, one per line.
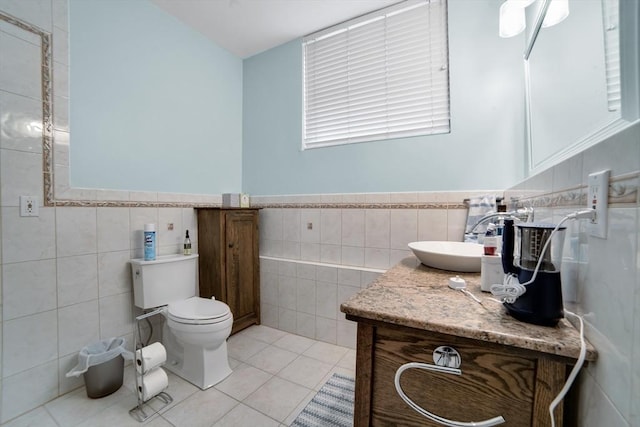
left=65, top=337, right=133, bottom=399
left=84, top=354, right=124, bottom=398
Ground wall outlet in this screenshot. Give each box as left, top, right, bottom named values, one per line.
left=588, top=169, right=609, bottom=239
left=19, top=195, right=39, bottom=217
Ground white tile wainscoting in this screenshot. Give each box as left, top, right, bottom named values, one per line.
left=260, top=257, right=383, bottom=349
left=253, top=190, right=507, bottom=350
left=254, top=190, right=504, bottom=271
left=0, top=205, right=198, bottom=422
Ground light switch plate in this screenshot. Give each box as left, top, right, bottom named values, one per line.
left=588, top=169, right=609, bottom=238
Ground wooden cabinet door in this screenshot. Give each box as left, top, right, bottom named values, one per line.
left=224, top=210, right=260, bottom=334
left=197, top=208, right=260, bottom=335
left=197, top=209, right=225, bottom=300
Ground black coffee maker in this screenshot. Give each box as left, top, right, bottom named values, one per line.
left=501, top=219, right=566, bottom=326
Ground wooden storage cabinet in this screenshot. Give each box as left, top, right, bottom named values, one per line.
left=197, top=208, right=260, bottom=334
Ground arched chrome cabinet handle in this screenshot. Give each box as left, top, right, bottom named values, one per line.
left=394, top=362, right=506, bottom=427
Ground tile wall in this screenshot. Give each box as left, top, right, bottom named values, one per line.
left=254, top=192, right=487, bottom=270
left=253, top=190, right=504, bottom=348
left=0, top=1, right=218, bottom=422
left=260, top=258, right=382, bottom=348
left=505, top=121, right=640, bottom=426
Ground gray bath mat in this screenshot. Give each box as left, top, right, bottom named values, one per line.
left=291, top=373, right=355, bottom=427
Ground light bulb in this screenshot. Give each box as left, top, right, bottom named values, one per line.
left=542, top=0, right=570, bottom=28
left=499, top=0, right=526, bottom=38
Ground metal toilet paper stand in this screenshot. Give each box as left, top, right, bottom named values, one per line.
left=129, top=308, right=173, bottom=422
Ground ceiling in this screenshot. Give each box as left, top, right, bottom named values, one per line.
left=150, top=0, right=399, bottom=58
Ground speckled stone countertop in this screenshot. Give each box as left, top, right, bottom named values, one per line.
left=340, top=257, right=596, bottom=361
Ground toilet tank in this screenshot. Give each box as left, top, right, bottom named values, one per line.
left=130, top=254, right=199, bottom=309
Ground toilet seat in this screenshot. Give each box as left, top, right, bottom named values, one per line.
left=168, top=296, right=231, bottom=325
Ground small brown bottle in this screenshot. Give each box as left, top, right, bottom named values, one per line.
left=183, top=230, right=192, bottom=255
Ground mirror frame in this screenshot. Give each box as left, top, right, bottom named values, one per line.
left=523, top=0, right=639, bottom=177
left=524, top=0, right=551, bottom=60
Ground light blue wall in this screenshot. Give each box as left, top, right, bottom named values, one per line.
left=69, top=0, right=243, bottom=194
left=242, top=0, right=527, bottom=195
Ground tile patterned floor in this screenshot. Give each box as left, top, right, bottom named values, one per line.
left=1, top=326, right=356, bottom=427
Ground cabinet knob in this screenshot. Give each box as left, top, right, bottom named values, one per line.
left=433, top=346, right=461, bottom=369
left=228, top=243, right=234, bottom=248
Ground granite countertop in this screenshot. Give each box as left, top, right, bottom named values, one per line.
left=340, top=257, right=596, bottom=361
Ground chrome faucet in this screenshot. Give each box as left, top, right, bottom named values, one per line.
left=466, top=207, right=534, bottom=235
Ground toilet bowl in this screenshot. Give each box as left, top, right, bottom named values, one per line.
left=162, top=296, right=233, bottom=389
left=130, top=254, right=233, bottom=390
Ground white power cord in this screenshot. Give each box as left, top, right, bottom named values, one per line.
left=549, top=309, right=586, bottom=427
left=394, top=362, right=506, bottom=426
left=448, top=276, right=482, bottom=304
left=487, top=208, right=593, bottom=426
left=490, top=209, right=596, bottom=303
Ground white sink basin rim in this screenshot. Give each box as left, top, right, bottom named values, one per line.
left=408, top=241, right=484, bottom=272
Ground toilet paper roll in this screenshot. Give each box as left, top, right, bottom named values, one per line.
left=137, top=367, right=168, bottom=402
left=135, top=342, right=167, bottom=374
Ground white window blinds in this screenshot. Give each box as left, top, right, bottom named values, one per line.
left=302, top=0, right=450, bottom=149
left=602, top=0, right=620, bottom=112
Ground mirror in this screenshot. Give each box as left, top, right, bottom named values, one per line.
left=524, top=0, right=628, bottom=175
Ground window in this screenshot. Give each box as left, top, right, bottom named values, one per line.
left=602, top=0, right=620, bottom=112
left=302, top=0, right=450, bottom=149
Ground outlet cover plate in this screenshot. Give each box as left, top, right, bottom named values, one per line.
left=19, top=195, right=39, bottom=217
left=588, top=169, right=609, bottom=238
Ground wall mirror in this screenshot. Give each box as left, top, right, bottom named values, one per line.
left=524, top=0, right=638, bottom=176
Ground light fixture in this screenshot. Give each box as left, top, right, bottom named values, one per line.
left=499, top=0, right=568, bottom=38
left=499, top=1, right=526, bottom=38
left=542, top=0, right=570, bottom=28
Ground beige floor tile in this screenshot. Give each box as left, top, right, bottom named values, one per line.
left=212, top=403, right=280, bottom=427
left=144, top=417, right=175, bottom=427
left=303, top=341, right=349, bottom=365
left=243, top=377, right=311, bottom=422
left=336, top=348, right=357, bottom=370
left=44, top=386, right=131, bottom=427
left=238, top=325, right=288, bottom=344
left=215, top=363, right=272, bottom=401
left=0, top=407, right=58, bottom=427
left=162, top=387, right=238, bottom=427
left=245, top=345, right=298, bottom=374
left=282, top=389, right=316, bottom=426
left=227, top=334, right=270, bottom=362
left=277, top=355, right=334, bottom=389
left=76, top=395, right=159, bottom=427
left=228, top=357, right=242, bottom=369
left=271, top=334, right=315, bottom=354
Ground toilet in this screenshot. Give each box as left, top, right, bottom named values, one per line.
left=130, top=254, right=233, bottom=390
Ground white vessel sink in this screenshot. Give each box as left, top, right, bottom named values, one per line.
left=408, top=241, right=484, bottom=272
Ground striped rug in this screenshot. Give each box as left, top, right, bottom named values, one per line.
left=291, top=373, right=355, bottom=427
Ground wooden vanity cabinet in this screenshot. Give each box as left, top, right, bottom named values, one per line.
left=197, top=208, right=260, bottom=334
left=350, top=318, right=575, bottom=427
